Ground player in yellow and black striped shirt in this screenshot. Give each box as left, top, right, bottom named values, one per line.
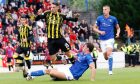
left=13, top=15, right=34, bottom=72
left=36, top=2, right=79, bottom=64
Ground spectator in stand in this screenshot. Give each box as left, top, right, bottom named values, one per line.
left=69, top=30, right=77, bottom=46
left=23, top=3, right=29, bottom=15
left=13, top=25, right=18, bottom=34
left=36, top=0, right=43, bottom=11
left=11, top=11, right=18, bottom=26
left=43, top=0, right=51, bottom=11
left=64, top=33, right=70, bottom=43
left=0, top=34, right=3, bottom=42
left=33, top=4, right=37, bottom=14
left=0, top=5, right=5, bottom=14
left=36, top=25, right=44, bottom=35
left=0, top=42, right=4, bottom=55
left=30, top=42, right=37, bottom=55
left=6, top=24, right=14, bottom=35
left=37, top=42, right=45, bottom=54
left=130, top=28, right=135, bottom=43
left=38, top=34, right=46, bottom=43
left=28, top=5, right=34, bottom=13
left=28, top=0, right=35, bottom=6
left=72, top=21, right=79, bottom=33
left=0, top=18, right=2, bottom=33
left=79, top=19, right=88, bottom=41
left=61, top=5, right=69, bottom=15
left=18, top=5, right=25, bottom=15
left=2, top=34, right=9, bottom=43
left=11, top=34, right=18, bottom=46
left=84, top=20, right=90, bottom=42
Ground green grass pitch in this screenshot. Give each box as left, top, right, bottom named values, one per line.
left=0, top=67, right=140, bottom=84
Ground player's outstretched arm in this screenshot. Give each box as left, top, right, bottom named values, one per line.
left=89, top=62, right=96, bottom=81
left=115, top=24, right=120, bottom=38
left=35, top=9, right=50, bottom=21
left=93, top=24, right=105, bottom=35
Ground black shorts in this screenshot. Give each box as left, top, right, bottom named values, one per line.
left=48, top=38, right=71, bottom=55
left=16, top=46, right=30, bottom=57
left=7, top=57, right=12, bottom=63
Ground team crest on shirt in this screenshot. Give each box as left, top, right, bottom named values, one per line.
left=77, top=55, right=86, bottom=62
left=108, top=19, right=112, bottom=22
left=65, top=43, right=70, bottom=50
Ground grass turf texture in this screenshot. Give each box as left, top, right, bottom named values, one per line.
left=0, top=67, right=140, bottom=84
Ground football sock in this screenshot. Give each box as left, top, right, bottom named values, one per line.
left=108, top=56, right=113, bottom=71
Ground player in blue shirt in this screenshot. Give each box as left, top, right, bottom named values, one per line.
left=93, top=5, right=120, bottom=75
left=24, top=43, right=96, bottom=81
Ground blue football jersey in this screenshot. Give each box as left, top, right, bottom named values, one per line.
left=96, top=15, right=118, bottom=40
left=69, top=52, right=93, bottom=80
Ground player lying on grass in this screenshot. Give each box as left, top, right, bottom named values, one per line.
left=24, top=43, right=96, bottom=81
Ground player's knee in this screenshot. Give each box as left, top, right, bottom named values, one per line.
left=49, top=69, right=57, bottom=75
left=49, top=70, right=54, bottom=75
left=106, top=52, right=112, bottom=57
left=104, top=56, right=108, bottom=60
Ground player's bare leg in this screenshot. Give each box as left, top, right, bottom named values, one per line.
left=103, top=47, right=113, bottom=60
left=50, top=54, right=57, bottom=64
left=104, top=47, right=113, bottom=75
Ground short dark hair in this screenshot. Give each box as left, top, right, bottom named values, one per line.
left=103, top=5, right=110, bottom=7
left=86, top=43, right=94, bottom=52
left=103, top=5, right=110, bottom=9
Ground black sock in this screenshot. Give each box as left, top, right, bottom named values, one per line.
left=11, top=65, right=13, bottom=68
left=51, top=65, right=53, bottom=68
left=8, top=65, right=11, bottom=71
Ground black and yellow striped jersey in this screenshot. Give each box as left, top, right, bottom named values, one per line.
left=17, top=25, right=33, bottom=48
left=36, top=11, right=78, bottom=39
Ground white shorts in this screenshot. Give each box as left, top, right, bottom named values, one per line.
left=57, top=67, right=74, bottom=80
left=100, top=38, right=115, bottom=53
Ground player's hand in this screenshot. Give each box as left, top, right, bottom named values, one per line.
left=115, top=33, right=119, bottom=38
left=99, top=31, right=105, bottom=35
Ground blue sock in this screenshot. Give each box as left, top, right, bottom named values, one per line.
left=108, top=56, right=113, bottom=71
left=30, top=70, right=45, bottom=76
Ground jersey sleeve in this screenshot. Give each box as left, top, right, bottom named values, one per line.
left=113, top=17, right=118, bottom=26
left=27, top=26, right=34, bottom=42
left=17, top=26, right=20, bottom=42
left=35, top=11, right=50, bottom=21
left=62, top=14, right=78, bottom=22
left=86, top=54, right=93, bottom=65
left=95, top=16, right=100, bottom=27
left=35, top=14, right=45, bottom=21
